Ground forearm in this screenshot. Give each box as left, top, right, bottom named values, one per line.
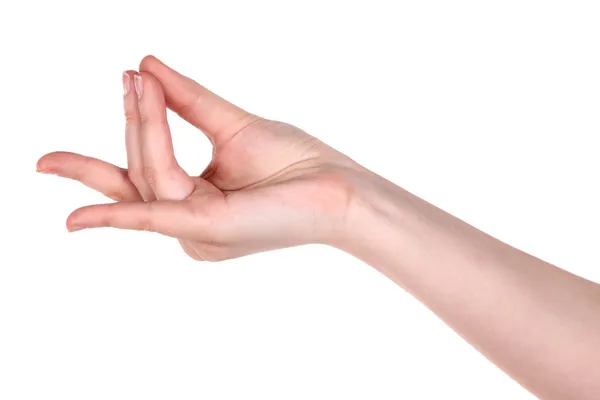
left=338, top=169, right=600, bottom=399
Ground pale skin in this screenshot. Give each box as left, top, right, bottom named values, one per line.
left=37, top=56, right=600, bottom=399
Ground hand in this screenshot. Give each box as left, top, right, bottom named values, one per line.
left=36, top=57, right=600, bottom=400
left=37, top=56, right=360, bottom=261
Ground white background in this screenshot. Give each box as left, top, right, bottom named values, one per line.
left=1, top=1, right=599, bottom=399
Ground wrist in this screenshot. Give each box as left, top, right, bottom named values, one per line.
left=333, top=166, right=503, bottom=291
left=332, top=167, right=417, bottom=271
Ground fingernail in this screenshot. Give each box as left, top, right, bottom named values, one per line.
left=36, top=167, right=55, bottom=174
left=122, top=72, right=131, bottom=96
left=134, top=75, right=143, bottom=100
left=68, top=225, right=85, bottom=232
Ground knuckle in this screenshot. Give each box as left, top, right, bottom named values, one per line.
left=128, top=169, right=145, bottom=186
left=69, top=169, right=85, bottom=182
left=100, top=214, right=113, bottom=229
left=173, top=94, right=201, bottom=120
left=69, top=156, right=93, bottom=182
left=124, top=111, right=139, bottom=124
left=139, top=114, right=169, bottom=127
left=142, top=166, right=157, bottom=188
left=141, top=220, right=155, bottom=232
left=139, top=203, right=156, bottom=232
left=139, top=112, right=151, bottom=124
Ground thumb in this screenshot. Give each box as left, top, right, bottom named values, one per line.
left=139, top=55, right=259, bottom=145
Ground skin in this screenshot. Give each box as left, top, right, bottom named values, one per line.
left=37, top=55, right=600, bottom=399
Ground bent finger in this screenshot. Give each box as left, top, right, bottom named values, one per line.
left=124, top=70, right=155, bottom=201
left=136, top=72, right=195, bottom=200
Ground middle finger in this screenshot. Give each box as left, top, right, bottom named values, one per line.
left=123, top=70, right=155, bottom=201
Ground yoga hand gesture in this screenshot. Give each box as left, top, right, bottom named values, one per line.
left=37, top=56, right=361, bottom=261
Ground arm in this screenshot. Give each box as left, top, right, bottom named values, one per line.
left=339, top=170, right=600, bottom=399
left=37, top=55, right=600, bottom=400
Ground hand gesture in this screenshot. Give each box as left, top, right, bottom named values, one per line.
left=37, top=56, right=360, bottom=261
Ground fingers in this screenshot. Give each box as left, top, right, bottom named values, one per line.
left=36, top=151, right=141, bottom=202
left=123, top=70, right=155, bottom=201
left=135, top=72, right=195, bottom=200
left=66, top=200, right=202, bottom=239
left=139, top=55, right=259, bottom=145
left=123, top=70, right=194, bottom=201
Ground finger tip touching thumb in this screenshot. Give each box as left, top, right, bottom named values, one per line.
left=139, top=55, right=175, bottom=80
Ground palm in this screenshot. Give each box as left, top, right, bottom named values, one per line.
left=38, top=56, right=353, bottom=261
left=180, top=119, right=351, bottom=260
left=203, top=119, right=320, bottom=190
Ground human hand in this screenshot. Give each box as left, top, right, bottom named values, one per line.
left=37, top=56, right=362, bottom=261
